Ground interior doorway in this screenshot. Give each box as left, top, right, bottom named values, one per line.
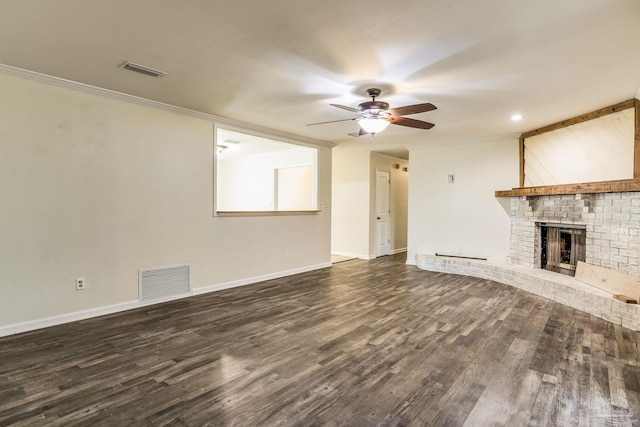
left=331, top=151, right=408, bottom=260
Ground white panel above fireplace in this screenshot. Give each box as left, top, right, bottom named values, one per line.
left=524, top=108, right=634, bottom=186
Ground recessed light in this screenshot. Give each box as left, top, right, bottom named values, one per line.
left=511, top=114, right=523, bottom=121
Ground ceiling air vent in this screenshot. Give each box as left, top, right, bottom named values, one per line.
left=120, top=61, right=166, bottom=78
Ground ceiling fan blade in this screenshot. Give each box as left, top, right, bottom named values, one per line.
left=390, top=116, right=435, bottom=130
left=306, top=117, right=357, bottom=126
left=330, top=104, right=360, bottom=113
left=389, top=103, right=437, bottom=117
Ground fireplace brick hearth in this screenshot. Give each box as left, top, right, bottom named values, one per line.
left=415, top=253, right=640, bottom=331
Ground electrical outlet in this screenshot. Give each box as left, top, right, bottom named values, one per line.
left=283, top=250, right=289, bottom=258
left=76, top=278, right=86, bottom=291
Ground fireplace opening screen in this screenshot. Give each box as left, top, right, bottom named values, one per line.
left=540, top=224, right=586, bottom=276
left=560, top=232, right=572, bottom=264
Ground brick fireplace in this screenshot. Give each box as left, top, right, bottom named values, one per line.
left=509, top=192, right=640, bottom=275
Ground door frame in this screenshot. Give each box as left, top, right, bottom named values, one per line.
left=374, top=169, right=391, bottom=257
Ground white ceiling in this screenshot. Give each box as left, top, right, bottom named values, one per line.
left=1, top=0, right=639, bottom=159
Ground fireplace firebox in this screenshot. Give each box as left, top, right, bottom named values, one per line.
left=540, top=223, right=586, bottom=276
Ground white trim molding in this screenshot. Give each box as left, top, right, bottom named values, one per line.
left=0, top=262, right=331, bottom=337
left=331, top=251, right=371, bottom=260
left=0, top=63, right=334, bottom=150
left=407, top=133, right=520, bottom=152
left=193, top=262, right=331, bottom=296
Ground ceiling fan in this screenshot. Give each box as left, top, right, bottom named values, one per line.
left=307, top=88, right=437, bottom=136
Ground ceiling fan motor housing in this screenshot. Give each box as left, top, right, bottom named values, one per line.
left=359, top=88, right=389, bottom=116
left=358, top=101, right=389, bottom=115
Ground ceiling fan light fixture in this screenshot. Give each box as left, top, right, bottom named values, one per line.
left=358, top=118, right=390, bottom=134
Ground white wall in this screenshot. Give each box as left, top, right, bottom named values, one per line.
left=331, top=151, right=370, bottom=258
left=0, top=71, right=332, bottom=333
left=407, top=138, right=519, bottom=264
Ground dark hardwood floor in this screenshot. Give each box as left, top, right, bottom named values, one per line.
left=1, top=253, right=639, bottom=426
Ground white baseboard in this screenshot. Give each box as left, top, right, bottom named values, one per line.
left=332, top=250, right=406, bottom=260
left=331, top=251, right=370, bottom=260
left=0, top=299, right=137, bottom=337
left=0, top=262, right=331, bottom=338
left=193, top=262, right=331, bottom=295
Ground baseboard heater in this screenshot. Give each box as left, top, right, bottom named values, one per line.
left=139, top=264, right=191, bottom=302
left=435, top=253, right=487, bottom=261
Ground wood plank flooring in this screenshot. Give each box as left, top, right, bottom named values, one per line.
left=1, top=253, right=640, bottom=426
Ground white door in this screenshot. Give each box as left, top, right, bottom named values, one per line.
left=375, top=170, right=391, bottom=257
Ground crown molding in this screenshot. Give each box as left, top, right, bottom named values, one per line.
left=0, top=63, right=335, bottom=149
left=370, top=152, right=409, bottom=162
left=407, top=133, right=520, bottom=152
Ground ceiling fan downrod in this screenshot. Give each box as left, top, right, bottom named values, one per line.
left=359, top=88, right=389, bottom=114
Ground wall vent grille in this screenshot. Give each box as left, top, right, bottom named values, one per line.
left=120, top=61, right=167, bottom=78
left=139, top=265, right=190, bottom=302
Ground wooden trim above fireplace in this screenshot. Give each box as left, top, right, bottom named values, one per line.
left=635, top=98, right=640, bottom=178
left=495, top=178, right=640, bottom=197
left=520, top=99, right=635, bottom=140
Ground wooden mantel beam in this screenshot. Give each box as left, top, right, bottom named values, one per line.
left=495, top=179, right=640, bottom=198
left=519, top=136, right=525, bottom=188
